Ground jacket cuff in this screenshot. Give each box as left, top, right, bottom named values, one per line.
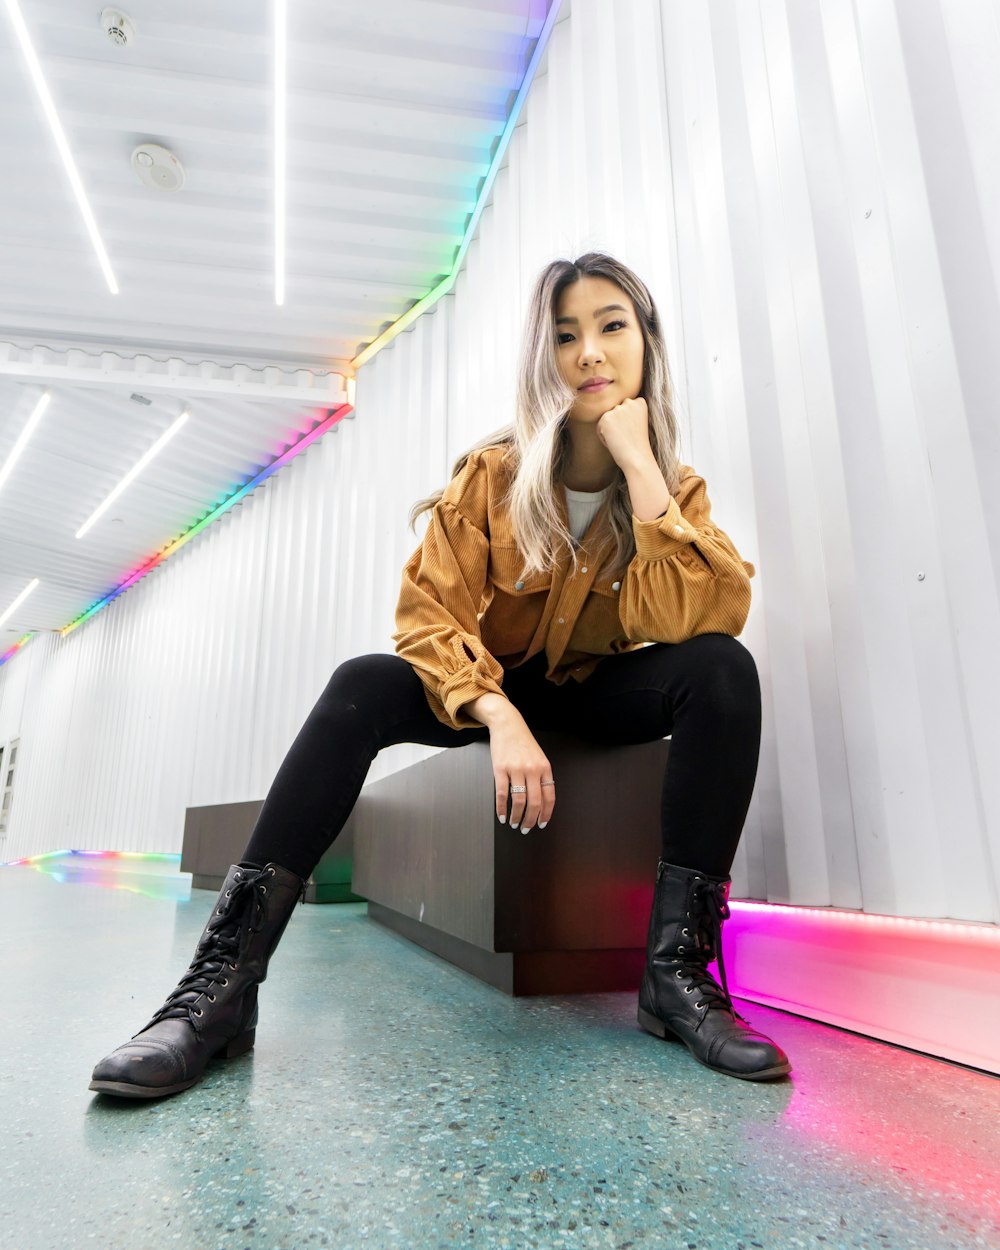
left=632, top=496, right=698, bottom=561
left=440, top=667, right=507, bottom=730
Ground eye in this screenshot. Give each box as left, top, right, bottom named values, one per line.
left=556, top=320, right=627, bottom=345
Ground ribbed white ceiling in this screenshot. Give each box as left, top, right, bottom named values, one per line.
left=0, top=0, right=552, bottom=650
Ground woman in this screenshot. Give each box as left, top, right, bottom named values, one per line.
left=90, top=252, right=790, bottom=1099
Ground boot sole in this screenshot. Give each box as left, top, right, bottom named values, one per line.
left=89, top=1029, right=256, bottom=1099
left=637, top=1007, right=791, bottom=1081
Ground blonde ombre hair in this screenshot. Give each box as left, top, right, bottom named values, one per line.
left=408, top=252, right=683, bottom=580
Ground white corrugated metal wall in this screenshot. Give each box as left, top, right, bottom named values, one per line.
left=2, top=0, right=998, bottom=925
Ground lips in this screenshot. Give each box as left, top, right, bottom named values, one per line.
left=579, top=378, right=611, bottom=392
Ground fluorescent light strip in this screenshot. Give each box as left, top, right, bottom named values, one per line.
left=75, top=410, right=190, bottom=540
left=0, top=578, right=39, bottom=632
left=274, top=0, right=287, bottom=306
left=3, top=0, right=119, bottom=294
left=56, top=403, right=353, bottom=639
left=0, top=390, right=50, bottom=494
left=351, top=0, right=566, bottom=369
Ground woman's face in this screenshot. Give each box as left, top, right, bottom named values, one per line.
left=554, top=275, right=645, bottom=423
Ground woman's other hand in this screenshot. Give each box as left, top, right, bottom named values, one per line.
left=466, top=694, right=555, bottom=833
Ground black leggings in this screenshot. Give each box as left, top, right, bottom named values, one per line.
left=242, top=634, right=762, bottom=881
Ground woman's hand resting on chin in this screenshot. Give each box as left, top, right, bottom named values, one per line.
left=595, top=395, right=655, bottom=474
left=595, top=395, right=674, bottom=521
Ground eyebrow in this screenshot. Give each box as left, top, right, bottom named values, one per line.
left=555, top=303, right=628, bottom=326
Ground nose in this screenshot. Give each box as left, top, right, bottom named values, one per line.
left=578, top=333, right=606, bottom=366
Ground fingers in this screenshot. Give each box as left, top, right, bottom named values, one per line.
left=517, top=777, right=541, bottom=834
left=508, top=778, right=529, bottom=832
left=539, top=779, right=555, bottom=829
left=507, top=773, right=555, bottom=835
left=495, top=776, right=509, bottom=825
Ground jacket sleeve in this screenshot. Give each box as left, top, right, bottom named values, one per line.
left=619, top=471, right=756, bottom=644
left=392, top=452, right=508, bottom=731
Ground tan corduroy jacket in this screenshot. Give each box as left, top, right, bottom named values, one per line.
left=393, top=444, right=756, bottom=731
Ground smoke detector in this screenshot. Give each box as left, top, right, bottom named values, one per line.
left=101, top=8, right=136, bottom=47
left=131, top=142, right=186, bottom=192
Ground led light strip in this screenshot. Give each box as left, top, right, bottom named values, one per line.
left=351, top=0, right=567, bottom=369
left=728, top=898, right=1000, bottom=942
left=0, top=403, right=352, bottom=662
left=2, top=0, right=118, bottom=293
left=57, top=403, right=352, bottom=637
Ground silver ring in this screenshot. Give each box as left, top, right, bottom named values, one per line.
left=510, top=785, right=527, bottom=794
left=541, top=780, right=555, bottom=787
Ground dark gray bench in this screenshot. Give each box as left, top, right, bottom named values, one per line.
left=348, top=731, right=670, bottom=996
left=181, top=798, right=361, bottom=904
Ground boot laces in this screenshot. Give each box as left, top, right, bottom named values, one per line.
left=677, top=879, right=747, bottom=1023
left=141, top=868, right=272, bottom=1036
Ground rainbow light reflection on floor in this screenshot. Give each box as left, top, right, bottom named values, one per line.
left=1, top=848, right=189, bottom=901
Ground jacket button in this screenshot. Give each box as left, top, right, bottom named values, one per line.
left=558, top=617, right=565, bottom=624
left=514, top=580, right=524, bottom=591
left=612, top=581, right=621, bottom=592
left=581, top=566, right=588, bottom=574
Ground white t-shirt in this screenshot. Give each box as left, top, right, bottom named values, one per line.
left=565, top=484, right=612, bottom=543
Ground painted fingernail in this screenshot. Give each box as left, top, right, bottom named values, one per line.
left=498, top=814, right=506, bottom=824
left=522, top=826, right=532, bottom=835
left=539, top=822, right=547, bottom=829
left=511, top=821, right=519, bottom=829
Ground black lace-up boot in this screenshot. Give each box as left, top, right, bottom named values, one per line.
left=637, top=860, right=791, bottom=1081
left=90, top=862, right=305, bottom=1098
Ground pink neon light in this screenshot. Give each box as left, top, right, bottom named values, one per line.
left=730, top=899, right=1000, bottom=942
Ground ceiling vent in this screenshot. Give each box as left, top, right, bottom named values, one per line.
left=101, top=8, right=136, bottom=48
left=131, top=143, right=186, bottom=193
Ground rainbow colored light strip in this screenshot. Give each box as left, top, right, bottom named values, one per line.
left=350, top=0, right=566, bottom=369
left=0, top=403, right=352, bottom=664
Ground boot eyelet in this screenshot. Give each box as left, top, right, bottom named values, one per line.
left=193, top=1008, right=203, bottom=1017
left=207, top=994, right=216, bottom=1002
left=229, top=962, right=238, bottom=970
left=220, top=978, right=229, bottom=987
left=267, top=867, right=276, bottom=876
left=682, top=929, right=690, bottom=937
left=677, top=946, right=685, bottom=953
left=217, top=908, right=225, bottom=915
left=684, top=986, right=693, bottom=994
left=225, top=890, right=232, bottom=897
left=675, top=970, right=684, bottom=978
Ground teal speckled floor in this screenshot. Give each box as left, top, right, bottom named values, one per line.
left=2, top=862, right=998, bottom=1250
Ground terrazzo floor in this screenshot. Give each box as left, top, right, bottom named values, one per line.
left=2, top=859, right=998, bottom=1250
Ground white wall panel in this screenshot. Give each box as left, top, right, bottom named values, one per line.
left=2, top=0, right=997, bottom=928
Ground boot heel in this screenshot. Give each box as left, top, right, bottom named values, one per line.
left=637, top=1006, right=675, bottom=1039
left=224, top=1029, right=255, bottom=1059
